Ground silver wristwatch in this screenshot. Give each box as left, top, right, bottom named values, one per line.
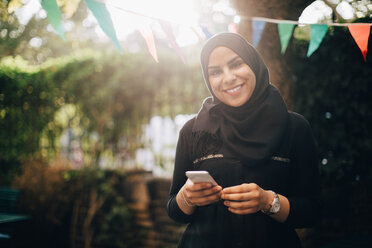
left=262, top=190, right=280, bottom=215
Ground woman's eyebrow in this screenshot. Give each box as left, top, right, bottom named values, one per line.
left=208, top=56, right=241, bottom=69
left=227, top=56, right=241, bottom=65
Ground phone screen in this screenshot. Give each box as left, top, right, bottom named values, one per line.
left=185, top=171, right=217, bottom=186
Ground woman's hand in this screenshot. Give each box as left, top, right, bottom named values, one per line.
left=221, top=183, right=272, bottom=215
left=183, top=179, right=222, bottom=206
left=177, top=179, right=222, bottom=214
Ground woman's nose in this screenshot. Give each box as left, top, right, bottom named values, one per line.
left=223, top=69, right=236, bottom=84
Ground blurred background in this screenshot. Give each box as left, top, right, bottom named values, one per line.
left=0, top=0, right=371, bottom=247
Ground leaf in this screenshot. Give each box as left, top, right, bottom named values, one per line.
left=57, top=0, right=82, bottom=18
left=8, top=0, right=23, bottom=14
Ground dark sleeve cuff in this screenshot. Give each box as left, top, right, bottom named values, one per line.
left=167, top=194, right=194, bottom=224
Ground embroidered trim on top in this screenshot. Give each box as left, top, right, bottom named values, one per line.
left=271, top=156, right=291, bottom=163
left=193, top=154, right=224, bottom=164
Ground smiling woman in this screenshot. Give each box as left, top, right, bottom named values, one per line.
left=167, top=32, right=322, bottom=248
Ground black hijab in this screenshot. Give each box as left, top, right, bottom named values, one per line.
left=193, top=32, right=288, bottom=166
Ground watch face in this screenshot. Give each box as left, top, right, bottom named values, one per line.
left=272, top=201, right=280, bottom=213
left=270, top=192, right=280, bottom=213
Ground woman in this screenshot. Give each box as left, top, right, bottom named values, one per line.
left=167, top=32, right=321, bottom=248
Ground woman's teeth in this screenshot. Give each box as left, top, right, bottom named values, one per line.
left=226, top=85, right=241, bottom=93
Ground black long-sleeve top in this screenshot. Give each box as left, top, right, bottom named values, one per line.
left=167, top=111, right=322, bottom=248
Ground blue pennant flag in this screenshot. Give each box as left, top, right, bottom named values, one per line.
left=252, top=20, right=266, bottom=47
left=202, top=26, right=212, bottom=39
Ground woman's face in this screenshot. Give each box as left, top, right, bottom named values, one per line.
left=207, top=46, right=256, bottom=107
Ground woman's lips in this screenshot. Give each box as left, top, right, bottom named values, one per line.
left=225, top=84, right=243, bottom=93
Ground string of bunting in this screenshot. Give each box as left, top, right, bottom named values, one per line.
left=40, top=0, right=371, bottom=62
left=249, top=16, right=371, bottom=61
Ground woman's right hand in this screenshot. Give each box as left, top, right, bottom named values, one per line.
left=177, top=179, right=222, bottom=214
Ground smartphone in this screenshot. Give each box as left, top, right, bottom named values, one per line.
left=185, top=171, right=217, bottom=186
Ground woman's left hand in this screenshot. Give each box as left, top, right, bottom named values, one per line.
left=221, top=183, right=272, bottom=215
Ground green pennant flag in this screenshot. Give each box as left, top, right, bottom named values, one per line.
left=278, top=23, right=295, bottom=54
left=41, top=0, right=65, bottom=40
left=307, top=24, right=328, bottom=57
left=84, top=0, right=123, bottom=54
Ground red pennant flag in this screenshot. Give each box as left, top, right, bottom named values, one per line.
left=159, top=20, right=185, bottom=64
left=348, top=25, right=371, bottom=62
left=228, top=23, right=238, bottom=33
left=139, top=26, right=159, bottom=63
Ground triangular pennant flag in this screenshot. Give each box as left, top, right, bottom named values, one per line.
left=202, top=26, right=212, bottom=39
left=228, top=23, right=238, bottom=33
left=348, top=25, right=371, bottom=62
left=84, top=0, right=123, bottom=54
left=190, top=27, right=204, bottom=43
left=307, top=24, right=328, bottom=57
left=139, top=26, right=159, bottom=63
left=41, top=0, right=65, bottom=40
left=278, top=23, right=295, bottom=54
left=159, top=20, right=185, bottom=64
left=252, top=20, right=266, bottom=47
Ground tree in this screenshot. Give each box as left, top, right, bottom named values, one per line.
left=229, top=0, right=314, bottom=105
left=229, top=0, right=371, bottom=105
left=0, top=0, right=103, bottom=64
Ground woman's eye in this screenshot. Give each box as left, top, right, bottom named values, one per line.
left=209, top=70, right=221, bottom=76
left=231, top=61, right=242, bottom=69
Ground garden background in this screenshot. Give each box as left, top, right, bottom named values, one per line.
left=1, top=0, right=371, bottom=247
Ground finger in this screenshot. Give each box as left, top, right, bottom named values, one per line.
left=222, top=183, right=257, bottom=194
left=193, top=191, right=222, bottom=206
left=224, top=199, right=259, bottom=210
left=187, top=186, right=222, bottom=199
left=221, top=190, right=259, bottom=202
left=185, top=181, right=216, bottom=192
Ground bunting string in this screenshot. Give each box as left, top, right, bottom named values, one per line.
left=94, top=0, right=189, bottom=27
left=247, top=16, right=371, bottom=60
left=41, top=0, right=371, bottom=62
left=247, top=16, right=372, bottom=27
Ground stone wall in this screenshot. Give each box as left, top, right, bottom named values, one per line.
left=123, top=171, right=185, bottom=248
left=70, top=170, right=185, bottom=248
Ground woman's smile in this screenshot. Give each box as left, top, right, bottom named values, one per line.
left=225, top=83, right=244, bottom=94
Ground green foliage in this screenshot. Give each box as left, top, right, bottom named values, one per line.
left=288, top=21, right=372, bottom=187
left=13, top=160, right=136, bottom=248
left=0, top=49, right=207, bottom=185
left=0, top=1, right=102, bottom=64
left=287, top=18, right=372, bottom=244
left=0, top=54, right=74, bottom=166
